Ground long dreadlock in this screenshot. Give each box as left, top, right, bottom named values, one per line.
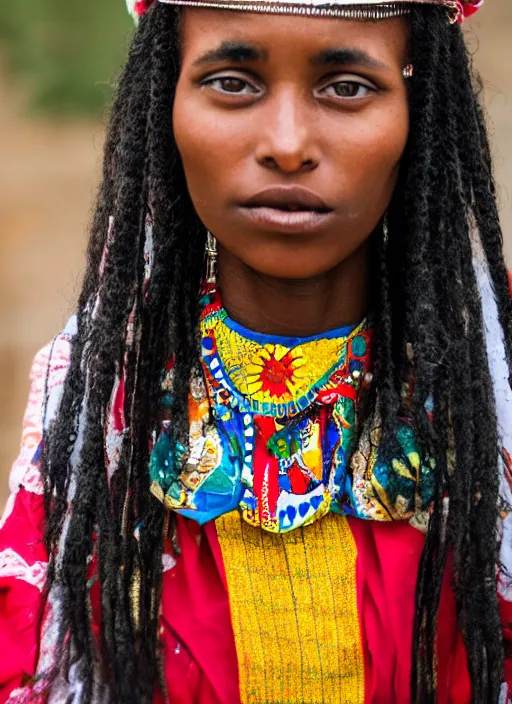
left=41, top=4, right=512, bottom=702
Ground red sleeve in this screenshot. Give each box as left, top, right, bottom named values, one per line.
left=0, top=327, right=73, bottom=704
left=0, top=490, right=47, bottom=703
left=499, top=595, right=512, bottom=700
left=503, top=272, right=512, bottom=700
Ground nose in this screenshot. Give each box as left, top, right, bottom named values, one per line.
left=255, top=88, right=319, bottom=175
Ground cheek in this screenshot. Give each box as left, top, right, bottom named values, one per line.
left=173, top=84, right=246, bottom=206
left=174, top=84, right=207, bottom=199
left=332, top=101, right=409, bottom=211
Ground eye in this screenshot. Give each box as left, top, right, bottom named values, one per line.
left=319, top=78, right=376, bottom=100
left=201, top=74, right=261, bottom=96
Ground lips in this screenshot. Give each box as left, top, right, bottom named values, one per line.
left=236, top=186, right=335, bottom=235
left=241, top=186, right=332, bottom=213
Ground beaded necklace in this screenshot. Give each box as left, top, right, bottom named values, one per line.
left=149, top=287, right=435, bottom=533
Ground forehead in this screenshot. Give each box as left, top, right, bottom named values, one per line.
left=179, top=9, right=409, bottom=65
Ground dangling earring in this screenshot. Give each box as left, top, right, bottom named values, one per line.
left=205, top=231, right=217, bottom=285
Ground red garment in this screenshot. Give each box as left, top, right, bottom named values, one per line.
left=0, top=481, right=508, bottom=702
left=159, top=519, right=239, bottom=703
left=0, top=322, right=511, bottom=703
left=350, top=519, right=472, bottom=704
left=0, top=488, right=47, bottom=701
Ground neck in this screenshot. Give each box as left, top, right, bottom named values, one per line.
left=217, top=243, right=370, bottom=338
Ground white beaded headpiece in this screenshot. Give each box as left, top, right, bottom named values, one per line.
left=127, top=0, right=483, bottom=22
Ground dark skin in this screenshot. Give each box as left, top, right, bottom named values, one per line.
left=173, top=10, right=409, bottom=336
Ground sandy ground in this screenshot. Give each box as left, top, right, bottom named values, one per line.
left=1, top=9, right=511, bottom=510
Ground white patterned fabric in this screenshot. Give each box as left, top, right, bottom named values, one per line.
left=0, top=548, right=48, bottom=592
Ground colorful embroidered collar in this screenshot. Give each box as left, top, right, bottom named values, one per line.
left=149, top=288, right=435, bottom=533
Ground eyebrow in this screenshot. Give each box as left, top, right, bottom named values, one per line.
left=310, top=48, right=390, bottom=71
left=192, top=42, right=389, bottom=71
left=193, top=41, right=269, bottom=67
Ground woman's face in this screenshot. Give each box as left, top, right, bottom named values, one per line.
left=174, top=10, right=409, bottom=280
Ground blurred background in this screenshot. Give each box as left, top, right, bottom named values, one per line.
left=0, top=1, right=511, bottom=510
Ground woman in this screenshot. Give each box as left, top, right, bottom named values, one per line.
left=1, top=0, right=511, bottom=701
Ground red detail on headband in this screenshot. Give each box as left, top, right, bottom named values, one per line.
left=458, top=0, right=484, bottom=22
left=134, top=0, right=155, bottom=16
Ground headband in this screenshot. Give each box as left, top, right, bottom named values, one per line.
left=127, top=0, right=483, bottom=22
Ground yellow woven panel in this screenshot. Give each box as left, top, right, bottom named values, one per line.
left=216, top=512, right=365, bottom=704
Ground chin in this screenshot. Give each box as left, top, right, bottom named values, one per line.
left=244, top=253, right=347, bottom=281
